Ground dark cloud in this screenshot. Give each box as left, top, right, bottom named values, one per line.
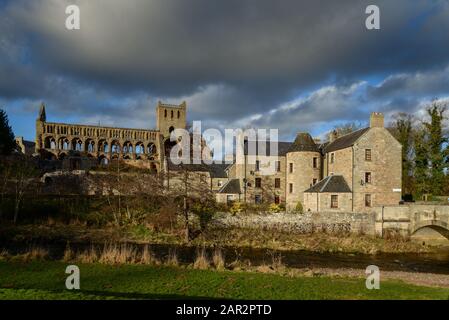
left=1, top=0, right=449, bottom=139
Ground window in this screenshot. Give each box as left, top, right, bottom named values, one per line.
left=164, top=109, right=167, bottom=118
left=275, top=161, right=281, bottom=172
left=274, top=196, right=280, bottom=204
left=330, top=153, right=335, bottom=164
left=255, top=178, right=262, bottom=188
left=177, top=110, right=180, bottom=119
left=313, top=157, right=318, bottom=168
left=331, top=195, right=338, bottom=208
left=365, top=194, right=372, bottom=207
left=255, top=195, right=262, bottom=204
left=275, top=178, right=281, bottom=188
left=313, top=178, right=317, bottom=185
left=289, top=183, right=293, bottom=193
left=365, top=149, right=372, bottom=161
left=289, top=163, right=293, bottom=173
left=255, top=160, right=260, bottom=171
left=171, top=110, right=174, bottom=118
left=365, top=172, right=372, bottom=184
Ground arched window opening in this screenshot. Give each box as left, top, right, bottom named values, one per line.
left=111, top=141, right=121, bottom=154
left=147, top=143, right=156, bottom=155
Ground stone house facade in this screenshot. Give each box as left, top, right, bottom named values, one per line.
left=221, top=112, right=402, bottom=213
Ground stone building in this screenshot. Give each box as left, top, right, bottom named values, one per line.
left=15, top=136, right=35, bottom=156
left=222, top=112, right=402, bottom=213
left=32, top=100, right=401, bottom=212
left=34, top=101, right=189, bottom=172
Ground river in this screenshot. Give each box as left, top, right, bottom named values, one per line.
left=1, top=240, right=449, bottom=274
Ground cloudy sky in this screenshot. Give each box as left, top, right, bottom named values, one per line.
left=1, top=0, right=449, bottom=145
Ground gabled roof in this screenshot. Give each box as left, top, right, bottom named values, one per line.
left=244, top=140, right=292, bottom=157
left=167, top=161, right=229, bottom=178
left=323, top=128, right=369, bottom=153
left=218, top=179, right=241, bottom=194
left=287, top=132, right=319, bottom=153
left=209, top=164, right=229, bottom=178
left=304, top=175, right=351, bottom=193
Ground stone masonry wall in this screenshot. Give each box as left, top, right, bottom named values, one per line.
left=211, top=211, right=376, bottom=235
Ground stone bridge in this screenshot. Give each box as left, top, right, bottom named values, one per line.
left=374, top=204, right=449, bottom=242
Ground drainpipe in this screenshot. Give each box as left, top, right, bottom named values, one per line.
left=381, top=205, right=384, bottom=238
left=244, top=154, right=247, bottom=204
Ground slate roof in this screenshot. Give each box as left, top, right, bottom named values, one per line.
left=208, top=164, right=229, bottom=178
left=304, top=175, right=352, bottom=193
left=218, top=179, right=241, bottom=194
left=167, top=161, right=228, bottom=177
left=322, top=128, right=369, bottom=153
left=244, top=140, right=292, bottom=156
left=287, top=132, right=319, bottom=152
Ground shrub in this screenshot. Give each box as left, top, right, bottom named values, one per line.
left=229, top=202, right=245, bottom=215
left=294, top=201, right=304, bottom=214
left=268, top=203, right=283, bottom=213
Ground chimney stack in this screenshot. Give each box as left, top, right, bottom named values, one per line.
left=370, top=112, right=384, bottom=128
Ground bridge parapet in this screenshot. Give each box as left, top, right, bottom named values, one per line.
left=374, top=204, right=449, bottom=240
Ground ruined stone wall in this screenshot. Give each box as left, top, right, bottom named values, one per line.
left=211, top=211, right=376, bottom=235
left=156, top=101, right=186, bottom=137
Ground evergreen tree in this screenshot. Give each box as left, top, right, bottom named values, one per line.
left=0, top=109, right=16, bottom=155
left=390, top=113, right=414, bottom=196
left=423, top=101, right=447, bottom=195
left=413, top=127, right=430, bottom=196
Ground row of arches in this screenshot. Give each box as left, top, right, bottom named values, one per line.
left=43, top=136, right=157, bottom=156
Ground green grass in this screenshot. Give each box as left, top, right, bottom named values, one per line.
left=0, top=261, right=448, bottom=300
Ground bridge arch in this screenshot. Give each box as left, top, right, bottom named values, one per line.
left=412, top=220, right=449, bottom=240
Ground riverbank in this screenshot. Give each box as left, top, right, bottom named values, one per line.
left=1, top=260, right=449, bottom=300
left=0, top=223, right=438, bottom=255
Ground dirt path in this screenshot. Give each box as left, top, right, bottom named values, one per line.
left=293, top=267, right=449, bottom=288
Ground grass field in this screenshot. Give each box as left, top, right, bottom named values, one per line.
left=0, top=261, right=449, bottom=300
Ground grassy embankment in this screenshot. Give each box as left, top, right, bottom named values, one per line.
left=0, top=246, right=448, bottom=300
left=1, top=260, right=449, bottom=300
left=1, top=222, right=433, bottom=254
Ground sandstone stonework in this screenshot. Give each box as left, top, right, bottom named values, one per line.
left=35, top=101, right=188, bottom=172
